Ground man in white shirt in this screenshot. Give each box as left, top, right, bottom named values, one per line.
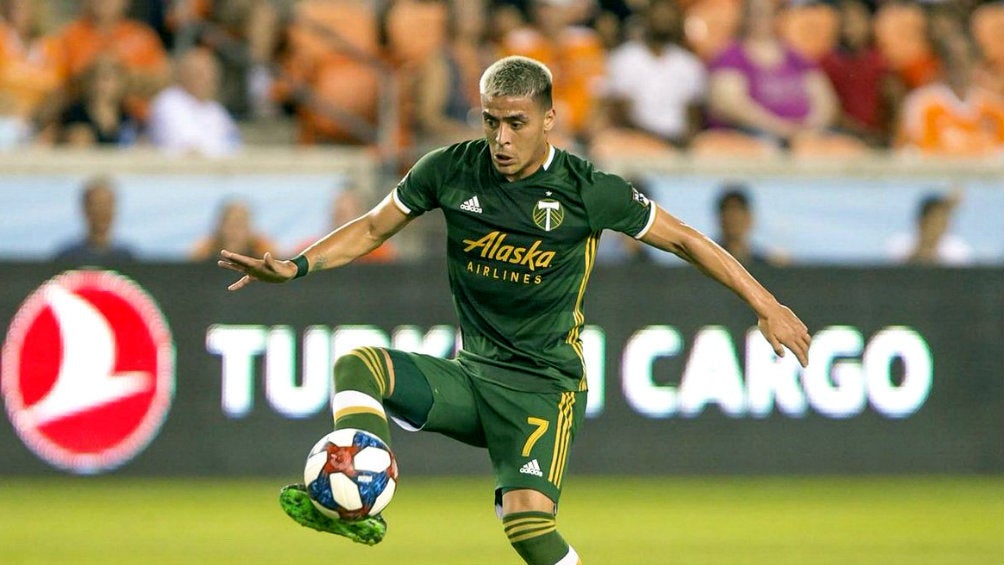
left=601, top=0, right=707, bottom=145
left=148, top=47, right=241, bottom=157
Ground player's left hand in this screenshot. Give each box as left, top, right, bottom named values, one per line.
left=217, top=250, right=297, bottom=291
left=757, top=304, right=811, bottom=367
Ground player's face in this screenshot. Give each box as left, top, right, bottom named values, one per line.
left=481, top=94, right=555, bottom=182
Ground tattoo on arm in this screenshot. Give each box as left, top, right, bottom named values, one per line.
left=313, top=254, right=328, bottom=270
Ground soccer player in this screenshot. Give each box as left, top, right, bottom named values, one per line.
left=218, top=56, right=811, bottom=565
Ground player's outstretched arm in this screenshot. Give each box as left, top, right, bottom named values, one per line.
left=218, top=250, right=298, bottom=291
left=218, top=192, right=412, bottom=291
left=640, top=204, right=811, bottom=367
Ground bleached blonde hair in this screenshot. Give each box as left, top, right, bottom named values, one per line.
left=479, top=56, right=553, bottom=109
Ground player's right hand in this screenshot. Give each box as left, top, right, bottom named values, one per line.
left=217, top=250, right=297, bottom=291
left=756, top=304, right=811, bottom=368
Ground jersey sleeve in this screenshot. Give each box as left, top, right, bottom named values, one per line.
left=582, top=173, right=656, bottom=239
left=393, top=147, right=445, bottom=216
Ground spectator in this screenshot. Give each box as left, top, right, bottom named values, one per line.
left=501, top=0, right=606, bottom=142
left=0, top=0, right=62, bottom=146
left=820, top=0, right=903, bottom=147
left=714, top=184, right=787, bottom=267
left=411, top=0, right=491, bottom=149
left=166, top=0, right=282, bottom=119
left=485, top=1, right=525, bottom=50
left=706, top=0, right=839, bottom=146
left=128, top=0, right=176, bottom=47
left=148, top=47, right=242, bottom=156
left=971, top=2, right=1004, bottom=98
left=590, top=0, right=635, bottom=50
left=54, top=175, right=136, bottom=264
left=600, top=0, right=707, bottom=147
left=58, top=55, right=139, bottom=146
left=886, top=189, right=973, bottom=266
left=55, top=0, right=171, bottom=121
left=293, top=187, right=397, bottom=263
left=190, top=198, right=276, bottom=261
left=873, top=2, right=939, bottom=91
left=896, top=30, right=1004, bottom=156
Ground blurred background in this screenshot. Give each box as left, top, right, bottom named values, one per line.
left=0, top=0, right=1002, bottom=564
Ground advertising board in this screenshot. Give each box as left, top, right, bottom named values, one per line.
left=1, top=263, right=1001, bottom=476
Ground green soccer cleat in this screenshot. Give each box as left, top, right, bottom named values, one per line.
left=278, top=484, right=387, bottom=546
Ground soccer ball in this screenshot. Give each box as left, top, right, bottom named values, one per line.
left=303, top=428, right=398, bottom=520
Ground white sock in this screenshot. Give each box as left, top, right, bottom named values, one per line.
left=554, top=546, right=580, bottom=565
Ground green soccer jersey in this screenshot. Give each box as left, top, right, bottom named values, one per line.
left=393, top=139, right=655, bottom=392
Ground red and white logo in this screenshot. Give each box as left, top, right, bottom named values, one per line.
left=1, top=270, right=174, bottom=474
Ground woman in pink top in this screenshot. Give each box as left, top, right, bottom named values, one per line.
left=707, top=0, right=838, bottom=146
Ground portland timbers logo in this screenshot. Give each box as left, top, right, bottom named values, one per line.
left=533, top=198, right=564, bottom=232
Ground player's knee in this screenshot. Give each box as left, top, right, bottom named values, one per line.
left=333, top=347, right=393, bottom=398
left=503, top=511, right=579, bottom=565
left=501, top=488, right=556, bottom=515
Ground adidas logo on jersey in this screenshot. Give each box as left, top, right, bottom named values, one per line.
left=519, top=459, right=543, bottom=477
left=460, top=195, right=483, bottom=214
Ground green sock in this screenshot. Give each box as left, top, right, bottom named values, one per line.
left=503, top=511, right=571, bottom=565
left=330, top=347, right=393, bottom=445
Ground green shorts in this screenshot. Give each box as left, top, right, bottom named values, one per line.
left=385, top=350, right=587, bottom=505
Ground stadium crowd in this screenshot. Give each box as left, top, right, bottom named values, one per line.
left=0, top=0, right=997, bottom=265
left=1, top=0, right=1002, bottom=157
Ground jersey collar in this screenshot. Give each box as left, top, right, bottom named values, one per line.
left=542, top=144, right=555, bottom=171
left=489, top=143, right=557, bottom=185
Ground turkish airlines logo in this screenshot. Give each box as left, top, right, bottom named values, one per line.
left=1, top=270, right=174, bottom=474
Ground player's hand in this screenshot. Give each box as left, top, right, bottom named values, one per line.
left=757, top=304, right=811, bottom=367
left=217, top=250, right=297, bottom=291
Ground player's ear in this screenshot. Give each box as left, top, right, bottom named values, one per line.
left=542, top=107, right=555, bottom=133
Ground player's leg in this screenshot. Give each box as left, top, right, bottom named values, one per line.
left=382, top=350, right=487, bottom=447
left=328, top=346, right=405, bottom=445
left=501, top=489, right=581, bottom=565
left=281, top=348, right=484, bottom=542
left=280, top=346, right=431, bottom=543
left=329, top=347, right=487, bottom=448
left=478, top=384, right=588, bottom=565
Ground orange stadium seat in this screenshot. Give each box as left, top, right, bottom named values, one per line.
left=684, top=0, right=742, bottom=61
left=385, top=0, right=448, bottom=67
left=778, top=2, right=839, bottom=61
left=284, top=0, right=383, bottom=144
left=287, top=0, right=380, bottom=64
left=300, top=60, right=382, bottom=143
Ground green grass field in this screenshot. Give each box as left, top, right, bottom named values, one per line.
left=1, top=476, right=1001, bottom=565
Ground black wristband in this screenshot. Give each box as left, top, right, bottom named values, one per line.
left=291, top=255, right=309, bottom=279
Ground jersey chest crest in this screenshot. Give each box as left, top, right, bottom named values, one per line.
left=447, top=186, right=584, bottom=240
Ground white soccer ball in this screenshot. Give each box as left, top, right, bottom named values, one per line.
left=303, top=428, right=398, bottom=520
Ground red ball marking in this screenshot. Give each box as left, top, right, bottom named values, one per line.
left=323, top=443, right=360, bottom=478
